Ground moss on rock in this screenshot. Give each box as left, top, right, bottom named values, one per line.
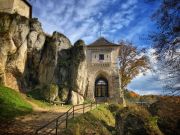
left=41, top=84, right=59, bottom=102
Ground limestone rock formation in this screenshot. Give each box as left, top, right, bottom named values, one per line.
left=70, top=91, right=84, bottom=105
left=38, top=31, right=71, bottom=86
left=0, top=13, right=46, bottom=91
left=0, top=13, right=30, bottom=90
left=24, top=18, right=45, bottom=89
left=0, top=13, right=89, bottom=104
left=69, top=40, right=88, bottom=104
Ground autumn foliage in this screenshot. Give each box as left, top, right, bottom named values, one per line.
left=118, top=41, right=150, bottom=89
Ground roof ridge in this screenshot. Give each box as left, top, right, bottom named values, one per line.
left=88, top=37, right=118, bottom=47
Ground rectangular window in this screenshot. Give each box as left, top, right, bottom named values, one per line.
left=99, top=54, right=104, bottom=60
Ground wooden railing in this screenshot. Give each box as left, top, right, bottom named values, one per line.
left=35, top=102, right=97, bottom=135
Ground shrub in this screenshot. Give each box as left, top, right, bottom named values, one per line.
left=108, top=103, right=123, bottom=113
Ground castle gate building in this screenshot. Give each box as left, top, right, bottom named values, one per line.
left=86, top=37, right=121, bottom=102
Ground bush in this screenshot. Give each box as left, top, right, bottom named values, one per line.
left=108, top=103, right=123, bottom=113
left=115, top=105, right=163, bottom=135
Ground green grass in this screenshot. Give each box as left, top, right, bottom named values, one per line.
left=0, top=86, right=32, bottom=121
left=62, top=105, right=116, bottom=135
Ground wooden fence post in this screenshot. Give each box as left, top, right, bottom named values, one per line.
left=55, top=119, right=58, bottom=135
left=73, top=106, right=74, bottom=119
left=66, top=111, right=68, bottom=128
left=83, top=103, right=85, bottom=114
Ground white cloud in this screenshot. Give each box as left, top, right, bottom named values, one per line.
left=127, top=48, right=165, bottom=95
left=31, top=0, right=138, bottom=44
left=30, top=0, right=165, bottom=95
left=121, top=0, right=137, bottom=9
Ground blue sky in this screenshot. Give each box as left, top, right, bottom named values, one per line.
left=29, top=0, right=165, bottom=95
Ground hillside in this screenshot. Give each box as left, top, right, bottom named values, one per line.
left=0, top=85, right=70, bottom=134
left=0, top=86, right=179, bottom=135
left=61, top=105, right=116, bottom=135
left=0, top=86, right=32, bottom=121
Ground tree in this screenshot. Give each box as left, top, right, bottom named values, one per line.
left=149, top=0, right=180, bottom=94
left=118, top=41, right=150, bottom=106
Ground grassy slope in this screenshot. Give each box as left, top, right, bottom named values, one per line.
left=0, top=86, right=32, bottom=121
left=62, top=105, right=116, bottom=135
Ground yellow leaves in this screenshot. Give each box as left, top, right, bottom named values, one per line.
left=118, top=41, right=150, bottom=89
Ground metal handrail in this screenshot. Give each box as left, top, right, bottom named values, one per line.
left=35, top=102, right=97, bottom=135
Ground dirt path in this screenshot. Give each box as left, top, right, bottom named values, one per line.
left=0, top=99, right=96, bottom=135
left=0, top=101, right=70, bottom=135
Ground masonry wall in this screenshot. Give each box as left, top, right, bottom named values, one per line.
left=0, top=0, right=14, bottom=13
left=0, top=0, right=30, bottom=18
left=86, top=46, right=120, bottom=102
left=13, top=0, right=30, bottom=18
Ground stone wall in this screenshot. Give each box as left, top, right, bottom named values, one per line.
left=0, top=0, right=31, bottom=18
left=0, top=0, right=14, bottom=13
left=13, top=0, right=31, bottom=18
left=86, top=46, right=120, bottom=101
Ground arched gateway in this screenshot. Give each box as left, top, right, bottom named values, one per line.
left=86, top=37, right=121, bottom=102
left=95, top=77, right=108, bottom=97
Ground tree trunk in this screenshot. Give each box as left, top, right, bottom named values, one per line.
left=120, top=88, right=126, bottom=107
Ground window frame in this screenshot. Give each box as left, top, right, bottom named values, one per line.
left=99, top=54, right=104, bottom=60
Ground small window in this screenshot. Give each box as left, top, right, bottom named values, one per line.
left=99, top=54, right=104, bottom=60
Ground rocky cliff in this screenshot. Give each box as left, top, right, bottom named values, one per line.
left=0, top=13, right=88, bottom=104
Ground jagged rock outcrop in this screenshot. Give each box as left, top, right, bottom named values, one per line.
left=38, top=31, right=71, bottom=86
left=0, top=13, right=46, bottom=91
left=69, top=40, right=88, bottom=104
left=0, top=13, right=89, bottom=104
left=38, top=31, right=72, bottom=102
left=24, top=18, right=45, bottom=89
left=0, top=13, right=30, bottom=90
